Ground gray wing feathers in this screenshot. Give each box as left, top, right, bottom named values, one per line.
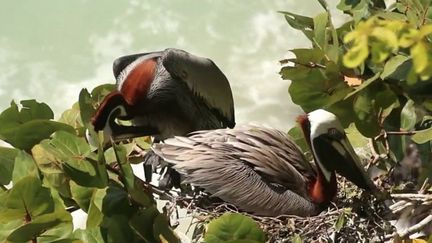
left=161, top=48, right=235, bottom=126
left=152, top=125, right=319, bottom=216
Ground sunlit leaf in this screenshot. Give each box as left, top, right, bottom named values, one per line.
left=6, top=176, right=54, bottom=218
left=37, top=131, right=108, bottom=188
left=279, top=11, right=314, bottom=40
left=291, top=48, right=325, bottom=64
left=399, top=28, right=419, bottom=48
left=412, top=127, right=432, bottom=144
left=205, top=213, right=266, bottom=243
left=73, top=227, right=104, bottom=243
left=313, top=12, right=328, bottom=49
left=334, top=210, right=346, bottom=232
left=0, top=100, right=74, bottom=150
left=343, top=39, right=369, bottom=68
left=381, top=55, right=411, bottom=80
left=400, top=99, right=417, bottom=130
left=86, top=188, right=106, bottom=228
left=12, top=151, right=38, bottom=184
left=0, top=147, right=18, bottom=185
left=79, top=88, right=96, bottom=127
left=7, top=211, right=69, bottom=242
left=411, top=41, right=428, bottom=73
left=32, top=144, right=72, bottom=198
left=112, top=143, right=154, bottom=207
left=70, top=181, right=95, bottom=212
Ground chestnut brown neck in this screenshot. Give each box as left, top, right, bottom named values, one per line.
left=297, top=114, right=337, bottom=205
left=120, top=58, right=157, bottom=106
left=308, top=169, right=337, bottom=205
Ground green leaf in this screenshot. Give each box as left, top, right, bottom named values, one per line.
left=291, top=48, right=325, bottom=64
left=6, top=176, right=54, bottom=218
left=288, top=68, right=351, bottom=112
left=70, top=181, right=95, bottom=212
left=101, top=214, right=137, bottom=243
left=79, top=88, right=96, bottom=126
left=130, top=205, right=180, bottom=243
left=412, top=127, right=432, bottom=144
left=129, top=206, right=159, bottom=242
left=0, top=219, right=24, bottom=241
left=32, top=144, right=72, bottom=198
left=353, top=89, right=381, bottom=137
left=0, top=147, right=18, bottom=185
left=112, top=143, right=153, bottom=207
left=334, top=210, right=346, bottom=232
left=345, top=123, right=369, bottom=148
left=7, top=212, right=67, bottom=242
left=400, top=99, right=417, bottom=130
left=280, top=11, right=314, bottom=33
left=153, top=214, right=181, bottom=243
left=345, top=73, right=380, bottom=100
left=90, top=84, right=116, bottom=104
left=59, top=102, right=85, bottom=136
left=74, top=227, right=103, bottom=242
left=337, top=0, right=362, bottom=11
left=86, top=188, right=106, bottom=228
left=1, top=120, right=75, bottom=151
left=291, top=234, right=303, bottom=243
left=313, top=12, right=329, bottom=49
left=381, top=55, right=411, bottom=80
left=288, top=126, right=310, bottom=155
left=12, top=151, right=38, bottom=184
left=38, top=131, right=108, bottom=188
left=0, top=100, right=74, bottom=150
left=205, top=213, right=266, bottom=243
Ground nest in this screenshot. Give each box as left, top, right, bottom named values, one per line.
left=161, top=177, right=432, bottom=242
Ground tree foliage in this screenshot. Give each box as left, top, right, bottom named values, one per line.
left=0, top=86, right=181, bottom=242
left=1, top=0, right=432, bottom=242
left=282, top=0, right=432, bottom=181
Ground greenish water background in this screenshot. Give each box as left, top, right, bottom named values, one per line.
left=0, top=0, right=342, bottom=130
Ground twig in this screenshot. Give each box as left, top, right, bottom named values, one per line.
left=400, top=215, right=432, bottom=238
left=105, top=164, right=188, bottom=207
left=385, top=131, right=418, bottom=136
left=391, top=193, right=432, bottom=199
left=280, top=59, right=326, bottom=69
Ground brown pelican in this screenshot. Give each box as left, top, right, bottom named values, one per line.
left=152, top=109, right=379, bottom=216
left=91, top=48, right=235, bottom=187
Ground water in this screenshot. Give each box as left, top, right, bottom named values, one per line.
left=0, top=1, right=331, bottom=131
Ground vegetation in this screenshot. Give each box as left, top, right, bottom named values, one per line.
left=1, top=0, right=432, bottom=242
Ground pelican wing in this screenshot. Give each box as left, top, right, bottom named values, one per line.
left=152, top=125, right=318, bottom=216
left=161, top=48, right=235, bottom=128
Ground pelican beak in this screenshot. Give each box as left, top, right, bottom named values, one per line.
left=311, top=131, right=378, bottom=192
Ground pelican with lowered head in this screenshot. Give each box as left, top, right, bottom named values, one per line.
left=90, top=48, right=235, bottom=187
left=152, top=109, right=380, bottom=216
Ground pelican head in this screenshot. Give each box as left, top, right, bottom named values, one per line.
left=298, top=109, right=378, bottom=194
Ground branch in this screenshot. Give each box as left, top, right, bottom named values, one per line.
left=280, top=59, right=326, bottom=69
left=400, top=215, right=432, bottom=238
left=105, top=164, right=187, bottom=207
left=385, top=131, right=418, bottom=136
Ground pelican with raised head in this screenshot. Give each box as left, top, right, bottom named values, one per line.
left=152, top=109, right=379, bottom=216
left=91, top=48, right=235, bottom=187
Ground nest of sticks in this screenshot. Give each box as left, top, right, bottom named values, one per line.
left=164, top=177, right=432, bottom=242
